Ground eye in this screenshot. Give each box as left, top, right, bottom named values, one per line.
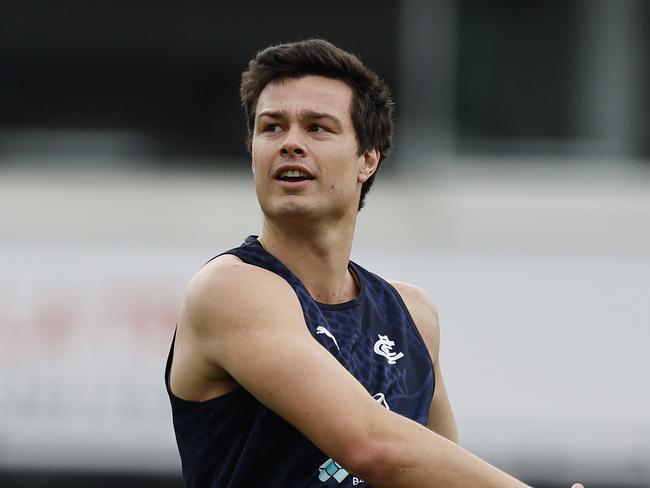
left=262, top=123, right=282, bottom=133
left=308, top=124, right=328, bottom=133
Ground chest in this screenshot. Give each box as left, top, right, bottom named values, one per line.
left=303, top=295, right=435, bottom=422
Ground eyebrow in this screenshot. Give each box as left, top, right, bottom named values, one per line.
left=257, top=109, right=343, bottom=129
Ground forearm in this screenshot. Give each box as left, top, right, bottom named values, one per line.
left=355, top=414, right=529, bottom=488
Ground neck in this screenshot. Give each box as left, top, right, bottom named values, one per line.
left=258, top=214, right=359, bottom=304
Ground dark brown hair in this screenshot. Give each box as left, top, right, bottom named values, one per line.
left=240, top=39, right=394, bottom=210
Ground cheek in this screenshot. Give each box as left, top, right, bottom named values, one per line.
left=251, top=140, right=273, bottom=173
left=251, top=139, right=262, bottom=161
left=323, top=157, right=363, bottom=195
left=251, top=132, right=274, bottom=155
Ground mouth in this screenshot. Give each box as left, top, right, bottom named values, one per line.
left=275, top=169, right=316, bottom=183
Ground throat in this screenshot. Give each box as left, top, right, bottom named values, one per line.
left=257, top=232, right=358, bottom=304
left=309, top=267, right=360, bottom=305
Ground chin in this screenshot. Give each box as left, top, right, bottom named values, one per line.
left=268, top=202, right=353, bottom=225
left=259, top=193, right=352, bottom=223
left=262, top=198, right=316, bottom=220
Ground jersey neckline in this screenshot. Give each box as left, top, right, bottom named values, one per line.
left=245, top=235, right=364, bottom=310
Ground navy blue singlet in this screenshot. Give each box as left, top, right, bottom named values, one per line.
left=165, top=236, right=435, bottom=487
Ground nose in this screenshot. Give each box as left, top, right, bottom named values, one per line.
left=279, top=128, right=306, bottom=158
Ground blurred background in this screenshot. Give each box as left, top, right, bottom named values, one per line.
left=1, top=0, right=649, bottom=487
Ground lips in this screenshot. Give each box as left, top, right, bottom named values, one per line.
left=273, top=164, right=316, bottom=182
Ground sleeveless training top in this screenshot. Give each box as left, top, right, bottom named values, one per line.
left=165, top=235, right=435, bottom=487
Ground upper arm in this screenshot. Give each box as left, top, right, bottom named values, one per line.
left=179, top=258, right=390, bottom=467
left=390, top=281, right=459, bottom=443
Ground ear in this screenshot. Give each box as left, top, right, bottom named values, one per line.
left=251, top=159, right=256, bottom=174
left=358, top=146, right=380, bottom=183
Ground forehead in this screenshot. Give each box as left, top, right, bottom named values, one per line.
left=256, top=75, right=354, bottom=119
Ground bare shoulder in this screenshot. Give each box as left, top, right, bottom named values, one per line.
left=388, top=280, right=440, bottom=355
left=182, top=254, right=299, bottom=334
left=177, top=254, right=306, bottom=372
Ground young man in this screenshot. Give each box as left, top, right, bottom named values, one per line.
left=165, top=39, right=583, bottom=488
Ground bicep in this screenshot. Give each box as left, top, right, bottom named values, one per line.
left=427, top=358, right=459, bottom=443
left=423, top=309, right=459, bottom=442
left=422, top=306, right=459, bottom=442
left=219, top=310, right=375, bottom=449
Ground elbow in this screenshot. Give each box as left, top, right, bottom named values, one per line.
left=330, top=409, right=414, bottom=481
left=338, top=435, right=394, bottom=482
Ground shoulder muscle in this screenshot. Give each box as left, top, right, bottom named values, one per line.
left=180, top=254, right=307, bottom=367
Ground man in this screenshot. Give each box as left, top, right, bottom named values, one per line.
left=165, top=39, right=583, bottom=488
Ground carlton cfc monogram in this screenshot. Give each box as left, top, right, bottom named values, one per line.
left=373, top=334, right=404, bottom=364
